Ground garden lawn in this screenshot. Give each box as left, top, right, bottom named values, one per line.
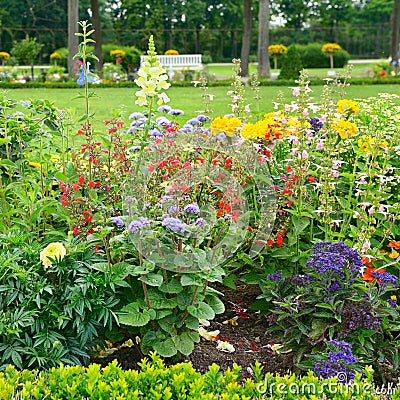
left=7, top=84, right=400, bottom=130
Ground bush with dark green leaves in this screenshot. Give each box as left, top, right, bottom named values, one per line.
left=278, top=44, right=303, bottom=80
left=297, top=43, right=350, bottom=68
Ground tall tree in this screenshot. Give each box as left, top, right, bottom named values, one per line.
left=272, top=0, right=311, bottom=30
left=258, top=0, right=270, bottom=78
left=68, top=0, right=79, bottom=75
left=391, top=0, right=400, bottom=61
left=240, top=0, right=252, bottom=77
left=90, top=0, right=103, bottom=71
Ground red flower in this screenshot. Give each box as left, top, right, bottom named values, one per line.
left=362, top=267, right=386, bottom=284
left=73, top=226, right=80, bottom=235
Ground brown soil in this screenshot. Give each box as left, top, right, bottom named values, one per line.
left=91, top=283, right=294, bottom=379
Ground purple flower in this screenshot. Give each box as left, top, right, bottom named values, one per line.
left=180, top=124, right=194, bottom=133
left=128, top=220, right=143, bottom=233
left=309, top=117, right=324, bottom=132
left=305, top=242, right=363, bottom=277
left=267, top=272, right=284, bottom=283
left=162, top=217, right=187, bottom=233
left=110, top=216, right=124, bottom=228
left=216, top=133, right=226, bottom=141
left=129, top=112, right=144, bottom=119
left=168, top=109, right=184, bottom=116
left=388, top=298, right=397, bottom=308
left=187, top=118, right=201, bottom=125
left=128, top=145, right=141, bottom=152
left=197, top=114, right=208, bottom=122
left=158, top=105, right=172, bottom=113
left=149, top=128, right=162, bottom=137
left=184, top=202, right=200, bottom=214
left=156, top=116, right=172, bottom=127
left=168, top=205, right=181, bottom=214
left=196, top=218, right=205, bottom=226
left=371, top=272, right=398, bottom=287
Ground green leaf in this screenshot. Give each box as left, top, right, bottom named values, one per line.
left=292, top=217, right=310, bottom=236
left=118, top=303, right=151, bottom=327
left=173, top=332, right=195, bottom=355
left=312, top=312, right=335, bottom=319
left=309, top=319, right=328, bottom=340
left=159, top=279, right=183, bottom=294
left=205, top=295, right=225, bottom=314
left=153, top=338, right=177, bottom=357
left=139, top=273, right=163, bottom=287
left=187, top=302, right=215, bottom=320
left=181, top=275, right=203, bottom=287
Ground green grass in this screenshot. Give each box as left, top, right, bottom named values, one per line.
left=206, top=62, right=380, bottom=79
left=5, top=82, right=400, bottom=132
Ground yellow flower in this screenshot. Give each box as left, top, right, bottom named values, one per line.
left=268, top=44, right=287, bottom=56
left=0, top=51, right=10, bottom=61
left=210, top=116, right=241, bottom=137
left=164, top=49, right=179, bottom=55
left=337, top=99, right=359, bottom=115
left=50, top=52, right=62, bottom=60
left=110, top=49, right=126, bottom=58
left=331, top=118, right=357, bottom=139
left=322, top=43, right=342, bottom=54
left=389, top=252, right=399, bottom=259
left=357, top=135, right=388, bottom=152
left=391, top=295, right=397, bottom=301
left=40, top=242, right=66, bottom=267
left=28, top=161, right=41, bottom=168
left=197, top=327, right=220, bottom=341
left=216, top=340, right=235, bottom=353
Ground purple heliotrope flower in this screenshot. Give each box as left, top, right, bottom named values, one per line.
left=129, top=112, right=144, bottom=120
left=267, top=272, right=284, bottom=283
left=158, top=105, right=172, bottom=113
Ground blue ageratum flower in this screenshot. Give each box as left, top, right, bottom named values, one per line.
left=184, top=202, right=200, bottom=215
left=110, top=216, right=124, bottom=228
left=162, top=216, right=187, bottom=233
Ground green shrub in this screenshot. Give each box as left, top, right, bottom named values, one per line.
left=102, top=44, right=142, bottom=73
left=278, top=44, right=303, bottom=80
left=0, top=353, right=381, bottom=399
left=297, top=43, right=350, bottom=68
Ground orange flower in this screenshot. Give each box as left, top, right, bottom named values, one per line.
left=388, top=241, right=400, bottom=250
left=362, top=268, right=386, bottom=284
left=361, top=255, right=373, bottom=267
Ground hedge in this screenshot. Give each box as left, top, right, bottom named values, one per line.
left=0, top=353, right=395, bottom=400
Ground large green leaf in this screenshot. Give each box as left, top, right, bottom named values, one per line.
left=173, top=332, right=195, bottom=355
left=205, top=295, right=225, bottom=314
left=159, top=278, right=183, bottom=294
left=187, top=302, right=215, bottom=320
left=118, top=303, right=151, bottom=327
left=139, top=273, right=163, bottom=287
left=153, top=338, right=177, bottom=357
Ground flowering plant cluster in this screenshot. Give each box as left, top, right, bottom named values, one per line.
left=268, top=44, right=287, bottom=56
left=110, top=49, right=126, bottom=59
left=322, top=43, right=342, bottom=54
left=164, top=49, right=179, bottom=55
left=260, top=241, right=399, bottom=377
left=50, top=51, right=62, bottom=60
left=0, top=51, right=10, bottom=61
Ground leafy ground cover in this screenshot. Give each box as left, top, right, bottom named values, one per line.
left=0, top=27, right=399, bottom=397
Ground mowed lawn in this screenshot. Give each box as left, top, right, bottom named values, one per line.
left=6, top=83, right=400, bottom=129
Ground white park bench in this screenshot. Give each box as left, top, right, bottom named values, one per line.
left=140, top=54, right=202, bottom=78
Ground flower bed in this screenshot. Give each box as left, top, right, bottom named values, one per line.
left=0, top=22, right=399, bottom=393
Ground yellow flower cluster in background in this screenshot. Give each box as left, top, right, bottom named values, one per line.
left=210, top=116, right=241, bottom=137
left=164, top=49, right=179, bottom=55
left=331, top=118, right=357, bottom=139
left=0, top=51, right=10, bottom=61
left=322, top=43, right=342, bottom=54
left=40, top=242, right=66, bottom=267
left=357, top=135, right=388, bottom=152
left=50, top=52, right=62, bottom=60
left=110, top=49, right=126, bottom=58
left=268, top=44, right=287, bottom=56
left=337, top=99, right=359, bottom=115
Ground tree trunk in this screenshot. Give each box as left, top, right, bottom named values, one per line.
left=240, top=0, right=252, bottom=77
left=68, top=0, right=79, bottom=76
left=91, top=0, right=103, bottom=71
left=390, top=0, right=400, bottom=62
left=257, top=0, right=270, bottom=79
left=195, top=29, right=200, bottom=53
